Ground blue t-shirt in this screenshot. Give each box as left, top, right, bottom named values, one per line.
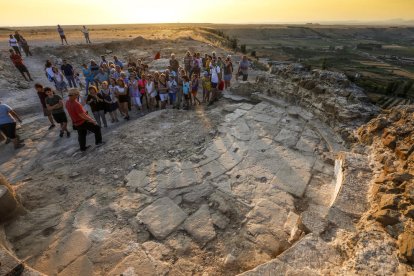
left=183, top=82, right=190, bottom=95
left=0, top=104, right=15, bottom=125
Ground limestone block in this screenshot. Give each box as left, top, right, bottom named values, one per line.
left=330, top=152, right=371, bottom=217
left=183, top=205, right=216, bottom=245
left=137, top=197, right=187, bottom=239
left=124, top=169, right=148, bottom=189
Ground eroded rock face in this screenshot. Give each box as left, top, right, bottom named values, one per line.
left=0, top=173, right=19, bottom=222
left=355, top=106, right=414, bottom=266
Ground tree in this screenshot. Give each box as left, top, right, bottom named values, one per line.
left=241, top=44, right=247, bottom=54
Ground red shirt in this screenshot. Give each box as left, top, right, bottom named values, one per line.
left=65, top=100, right=86, bottom=126
left=10, top=53, right=24, bottom=66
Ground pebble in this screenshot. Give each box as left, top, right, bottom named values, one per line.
left=98, top=168, right=106, bottom=174
left=113, top=174, right=119, bottom=180
left=224, top=254, right=236, bottom=265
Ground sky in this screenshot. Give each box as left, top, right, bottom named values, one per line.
left=1, top=0, right=414, bottom=26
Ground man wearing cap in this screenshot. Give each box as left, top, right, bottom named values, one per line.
left=65, top=88, right=103, bottom=151
left=9, top=49, right=33, bottom=81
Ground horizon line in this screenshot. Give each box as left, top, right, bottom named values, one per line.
left=2, top=20, right=414, bottom=28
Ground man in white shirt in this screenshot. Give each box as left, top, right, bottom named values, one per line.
left=81, top=26, right=91, bottom=44
left=209, top=58, right=221, bottom=104
left=8, top=34, right=21, bottom=56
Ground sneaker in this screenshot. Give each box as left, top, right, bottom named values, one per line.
left=66, top=131, right=71, bottom=138
left=48, top=124, right=56, bottom=130
left=59, top=130, right=64, bottom=137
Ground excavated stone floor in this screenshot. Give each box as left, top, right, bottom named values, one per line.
left=1, top=97, right=337, bottom=275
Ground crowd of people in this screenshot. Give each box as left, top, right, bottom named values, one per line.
left=3, top=27, right=251, bottom=152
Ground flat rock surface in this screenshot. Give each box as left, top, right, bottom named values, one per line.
left=183, top=204, right=216, bottom=245
left=137, top=197, right=187, bottom=239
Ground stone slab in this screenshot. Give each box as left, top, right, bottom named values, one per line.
left=137, top=197, right=187, bottom=239
left=331, top=152, right=371, bottom=216
left=183, top=205, right=216, bottom=245
left=271, top=165, right=312, bottom=198
left=124, top=170, right=148, bottom=189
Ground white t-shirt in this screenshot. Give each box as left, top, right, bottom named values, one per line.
left=210, top=65, right=221, bottom=84
left=9, top=38, right=18, bottom=47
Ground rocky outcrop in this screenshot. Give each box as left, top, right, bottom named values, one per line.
left=234, top=64, right=380, bottom=143
left=356, top=106, right=414, bottom=266
left=0, top=173, right=20, bottom=222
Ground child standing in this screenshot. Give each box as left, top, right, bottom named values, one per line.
left=168, top=74, right=178, bottom=106
left=202, top=71, right=212, bottom=103
left=191, top=74, right=201, bottom=105
left=182, top=76, right=191, bottom=110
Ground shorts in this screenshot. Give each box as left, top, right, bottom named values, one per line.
left=159, top=93, right=169, bottom=102
left=0, top=122, right=17, bottom=139
left=184, top=94, right=191, bottom=100
left=118, top=95, right=129, bottom=103
left=224, top=74, right=232, bottom=81
left=43, top=107, right=51, bottom=116
left=52, top=112, right=68, bottom=124
left=211, top=82, right=218, bottom=89
left=131, top=96, right=142, bottom=106
left=16, top=64, right=28, bottom=73
left=191, top=90, right=198, bottom=96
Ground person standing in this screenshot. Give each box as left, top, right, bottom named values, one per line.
left=61, top=59, right=77, bottom=88
left=87, top=86, right=108, bottom=128
left=8, top=35, right=21, bottom=56
left=81, top=26, right=91, bottom=44
left=169, top=53, right=179, bottom=75
left=114, top=78, right=129, bottom=120
left=14, top=31, right=24, bottom=53
left=209, top=58, right=221, bottom=104
left=183, top=51, right=193, bottom=77
left=223, top=56, right=233, bottom=89
left=113, top=56, right=123, bottom=69
left=237, top=55, right=250, bottom=81
left=81, top=63, right=94, bottom=94
left=9, top=49, right=33, bottom=81
left=52, top=67, right=68, bottom=96
left=0, top=101, right=24, bottom=149
left=20, top=38, right=32, bottom=57
left=100, top=55, right=108, bottom=67
left=35, top=83, right=56, bottom=130
left=65, top=89, right=103, bottom=151
left=57, top=25, right=68, bottom=45
left=44, top=87, right=70, bottom=137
